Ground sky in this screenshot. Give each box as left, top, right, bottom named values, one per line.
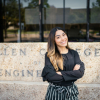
left=22, top=0, right=97, bottom=9
left=48, top=0, right=96, bottom=9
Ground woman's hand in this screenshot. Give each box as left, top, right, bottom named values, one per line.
left=56, top=71, right=62, bottom=75
left=73, top=64, right=80, bottom=70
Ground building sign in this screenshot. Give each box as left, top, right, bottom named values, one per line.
left=0, top=43, right=100, bottom=83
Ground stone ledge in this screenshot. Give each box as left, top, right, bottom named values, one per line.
left=0, top=81, right=100, bottom=87
left=0, top=82, right=100, bottom=100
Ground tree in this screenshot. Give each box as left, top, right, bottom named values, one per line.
left=24, top=0, right=49, bottom=8
left=5, top=0, right=19, bottom=27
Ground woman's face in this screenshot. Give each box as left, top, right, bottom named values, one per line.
left=55, top=30, right=68, bottom=47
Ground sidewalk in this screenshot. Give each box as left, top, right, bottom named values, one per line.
left=3, top=33, right=49, bottom=42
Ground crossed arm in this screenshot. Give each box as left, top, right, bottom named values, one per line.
left=57, top=64, right=80, bottom=75
left=42, top=51, right=85, bottom=83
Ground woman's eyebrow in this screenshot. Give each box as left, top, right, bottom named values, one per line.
left=55, top=33, right=65, bottom=37
left=55, top=35, right=60, bottom=37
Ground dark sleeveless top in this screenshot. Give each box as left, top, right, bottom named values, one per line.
left=41, top=49, right=85, bottom=87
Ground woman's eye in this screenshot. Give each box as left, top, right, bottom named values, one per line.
left=63, top=34, right=65, bottom=36
left=57, top=37, right=60, bottom=39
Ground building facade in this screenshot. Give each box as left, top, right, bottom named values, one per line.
left=0, top=0, right=100, bottom=42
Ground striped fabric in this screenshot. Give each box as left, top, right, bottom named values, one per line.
left=45, top=83, right=79, bottom=100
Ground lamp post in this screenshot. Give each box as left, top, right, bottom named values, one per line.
left=0, top=0, right=4, bottom=42
left=86, top=0, right=90, bottom=42
left=39, top=0, right=44, bottom=42
left=18, top=0, right=21, bottom=42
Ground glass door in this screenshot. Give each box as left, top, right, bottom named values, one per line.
left=43, top=0, right=63, bottom=42
left=65, top=0, right=87, bottom=42
left=2, top=0, right=19, bottom=42
left=90, top=0, right=100, bottom=42
left=20, top=0, right=40, bottom=42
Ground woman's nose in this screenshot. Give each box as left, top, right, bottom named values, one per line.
left=61, top=36, right=65, bottom=41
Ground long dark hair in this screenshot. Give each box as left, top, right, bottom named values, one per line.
left=47, top=27, right=70, bottom=71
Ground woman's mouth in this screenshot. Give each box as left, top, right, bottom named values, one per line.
left=61, top=40, right=66, bottom=44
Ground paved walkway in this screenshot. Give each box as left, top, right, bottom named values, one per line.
left=3, top=33, right=100, bottom=42
left=3, top=33, right=49, bottom=42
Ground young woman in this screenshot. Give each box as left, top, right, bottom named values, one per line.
left=42, top=27, right=85, bottom=100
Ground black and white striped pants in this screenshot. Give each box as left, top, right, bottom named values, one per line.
left=45, top=83, right=79, bottom=100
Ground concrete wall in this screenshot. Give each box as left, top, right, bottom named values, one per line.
left=0, top=43, right=100, bottom=100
